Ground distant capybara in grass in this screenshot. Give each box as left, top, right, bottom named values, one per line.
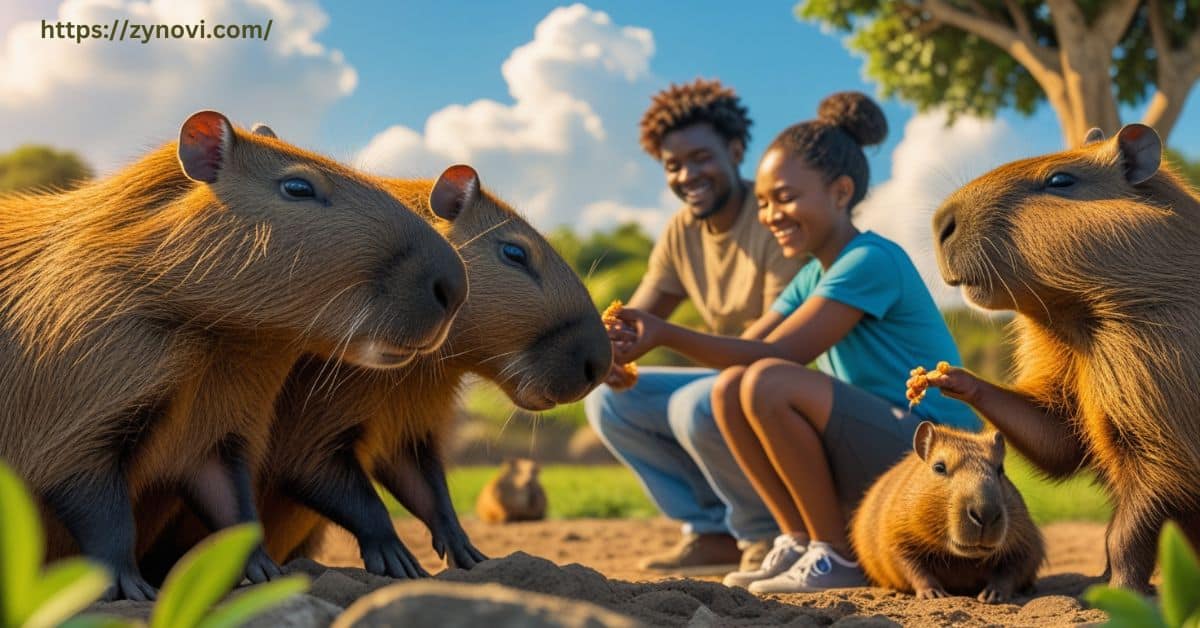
left=145, top=160, right=610, bottom=578
left=851, top=422, right=1043, bottom=602
left=476, top=458, right=549, bottom=524
left=929, top=123, right=1200, bottom=592
left=0, top=111, right=466, bottom=599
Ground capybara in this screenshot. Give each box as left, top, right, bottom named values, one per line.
left=476, top=458, right=549, bottom=524
left=144, top=160, right=610, bottom=578
left=930, top=123, right=1200, bottom=592
left=851, top=422, right=1043, bottom=602
left=0, top=111, right=466, bottom=599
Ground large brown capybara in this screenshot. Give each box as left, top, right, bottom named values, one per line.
left=0, top=111, right=466, bottom=599
left=850, top=422, right=1043, bottom=603
left=929, top=123, right=1200, bottom=592
left=142, top=158, right=611, bottom=579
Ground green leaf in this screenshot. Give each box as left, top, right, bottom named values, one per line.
left=1160, top=521, right=1200, bottom=627
left=0, top=460, right=44, bottom=625
left=195, top=575, right=310, bottom=628
left=1183, top=608, right=1200, bottom=628
left=58, top=615, right=141, bottom=628
left=23, top=558, right=111, bottom=628
left=1083, top=585, right=1167, bottom=628
left=151, top=524, right=261, bottom=628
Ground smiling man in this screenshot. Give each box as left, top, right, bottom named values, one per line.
left=585, top=79, right=803, bottom=576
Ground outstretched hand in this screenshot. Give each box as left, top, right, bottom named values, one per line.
left=606, top=307, right=664, bottom=365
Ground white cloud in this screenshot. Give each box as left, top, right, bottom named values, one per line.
left=356, top=3, right=674, bottom=232
left=855, top=111, right=1034, bottom=309
left=0, top=0, right=355, bottom=171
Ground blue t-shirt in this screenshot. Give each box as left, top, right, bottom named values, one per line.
left=772, top=231, right=981, bottom=431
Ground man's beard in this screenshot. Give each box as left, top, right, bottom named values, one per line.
left=690, top=180, right=736, bottom=220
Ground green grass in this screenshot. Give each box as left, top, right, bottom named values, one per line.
left=383, top=458, right=1110, bottom=524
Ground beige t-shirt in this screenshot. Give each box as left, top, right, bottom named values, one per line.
left=634, top=184, right=804, bottom=336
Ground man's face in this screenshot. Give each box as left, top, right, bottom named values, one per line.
left=659, top=124, right=743, bottom=220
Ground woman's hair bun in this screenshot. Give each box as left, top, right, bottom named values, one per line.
left=817, top=92, right=888, bottom=147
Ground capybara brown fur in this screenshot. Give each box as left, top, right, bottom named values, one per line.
left=931, top=123, right=1200, bottom=592
left=476, top=458, right=548, bottom=524
left=851, top=422, right=1043, bottom=603
left=146, top=161, right=610, bottom=578
left=0, top=111, right=466, bottom=599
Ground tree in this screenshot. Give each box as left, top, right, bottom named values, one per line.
left=798, top=1, right=1199, bottom=147
left=0, top=145, right=93, bottom=194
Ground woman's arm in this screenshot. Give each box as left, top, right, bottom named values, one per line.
left=614, top=296, right=863, bottom=370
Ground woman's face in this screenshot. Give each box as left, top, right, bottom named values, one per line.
left=754, top=148, right=851, bottom=259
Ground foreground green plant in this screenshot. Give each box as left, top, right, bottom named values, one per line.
left=1, top=457, right=308, bottom=628
left=0, top=461, right=111, bottom=628
left=1085, top=522, right=1200, bottom=628
left=146, top=524, right=308, bottom=628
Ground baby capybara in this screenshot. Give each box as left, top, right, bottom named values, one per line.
left=930, top=123, right=1200, bottom=592
left=851, top=422, right=1043, bottom=602
left=476, top=458, right=549, bottom=524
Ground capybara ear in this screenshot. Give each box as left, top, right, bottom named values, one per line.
left=913, top=421, right=937, bottom=461
left=178, top=111, right=235, bottom=184
left=1084, top=127, right=1105, bottom=144
left=1116, top=124, right=1162, bottom=185
left=429, top=164, right=480, bottom=222
left=251, top=123, right=277, bottom=138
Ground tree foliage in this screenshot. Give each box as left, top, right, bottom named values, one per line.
left=0, top=145, right=93, bottom=194
left=797, top=1, right=1200, bottom=147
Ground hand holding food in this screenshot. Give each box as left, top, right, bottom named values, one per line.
left=602, top=300, right=639, bottom=389
left=906, top=361, right=951, bottom=408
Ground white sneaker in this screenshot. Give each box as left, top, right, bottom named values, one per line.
left=722, top=534, right=807, bottom=589
left=747, top=541, right=866, bottom=594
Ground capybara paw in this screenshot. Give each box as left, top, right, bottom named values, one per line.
left=915, top=586, right=949, bottom=600
left=977, top=583, right=1012, bottom=603
left=244, top=545, right=283, bottom=583
left=435, top=527, right=488, bottom=569
left=362, top=536, right=429, bottom=579
left=104, top=570, right=157, bottom=601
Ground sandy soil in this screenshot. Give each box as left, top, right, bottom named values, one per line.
left=311, top=517, right=1111, bottom=626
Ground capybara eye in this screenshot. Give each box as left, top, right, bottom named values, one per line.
left=1045, top=172, right=1076, bottom=189
left=933, top=461, right=947, bottom=475
left=280, top=177, right=316, bottom=199
left=501, top=242, right=529, bottom=268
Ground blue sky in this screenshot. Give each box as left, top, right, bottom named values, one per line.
left=316, top=1, right=1198, bottom=184
left=1, top=0, right=1196, bottom=253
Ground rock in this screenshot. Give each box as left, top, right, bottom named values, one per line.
left=333, top=580, right=647, bottom=628
left=241, top=594, right=342, bottom=628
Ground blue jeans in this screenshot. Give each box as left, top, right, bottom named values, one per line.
left=584, top=366, right=778, bottom=541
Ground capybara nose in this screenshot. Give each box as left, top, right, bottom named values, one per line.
left=935, top=208, right=957, bottom=246
left=583, top=350, right=607, bottom=389
left=967, top=507, right=984, bottom=528
left=430, top=264, right=467, bottom=319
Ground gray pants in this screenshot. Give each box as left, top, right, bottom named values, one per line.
left=823, top=378, right=926, bottom=511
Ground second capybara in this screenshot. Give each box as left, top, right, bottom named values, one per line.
left=851, top=422, right=1043, bottom=602
left=140, top=159, right=610, bottom=578
left=476, top=458, right=548, bottom=524
left=931, top=123, right=1200, bottom=592
left=0, top=111, right=465, bottom=599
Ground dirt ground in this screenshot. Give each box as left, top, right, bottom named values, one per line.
left=312, top=517, right=1111, bottom=626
